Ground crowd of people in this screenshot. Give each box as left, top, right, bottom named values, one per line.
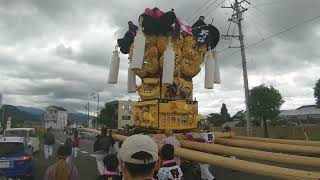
left=41, top=125, right=218, bottom=180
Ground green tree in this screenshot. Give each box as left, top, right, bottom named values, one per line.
left=206, top=113, right=222, bottom=127
left=220, top=103, right=231, bottom=122
left=98, top=103, right=118, bottom=128
left=249, top=84, right=285, bottom=138
left=314, top=79, right=320, bottom=108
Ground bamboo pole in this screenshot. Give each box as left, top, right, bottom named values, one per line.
left=112, top=134, right=320, bottom=180
left=215, top=137, right=320, bottom=154
left=85, top=128, right=320, bottom=166
left=179, top=140, right=320, bottom=167
left=230, top=136, right=320, bottom=147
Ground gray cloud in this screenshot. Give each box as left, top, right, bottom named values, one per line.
left=0, top=0, right=319, bottom=115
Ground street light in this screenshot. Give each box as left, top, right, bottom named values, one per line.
left=89, top=91, right=100, bottom=129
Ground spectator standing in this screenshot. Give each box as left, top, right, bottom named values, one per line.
left=160, top=130, right=181, bottom=165
left=64, top=135, right=73, bottom=163
left=44, top=145, right=80, bottom=180
left=44, top=128, right=55, bottom=159
left=119, top=134, right=159, bottom=180
left=96, top=154, right=122, bottom=180
left=107, top=129, right=116, bottom=155
left=94, top=128, right=114, bottom=175
left=72, top=133, right=80, bottom=158
left=157, top=144, right=183, bottom=180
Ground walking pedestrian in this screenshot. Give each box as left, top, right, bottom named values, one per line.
left=96, top=154, right=122, bottom=180
left=94, top=128, right=114, bottom=175
left=44, top=128, right=55, bottom=159
left=64, top=135, right=73, bottom=163
left=160, top=129, right=181, bottom=165
left=44, top=145, right=80, bottom=180
left=72, top=133, right=79, bottom=158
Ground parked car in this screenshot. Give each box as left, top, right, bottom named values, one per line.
left=4, top=128, right=40, bottom=153
left=0, top=137, right=33, bottom=180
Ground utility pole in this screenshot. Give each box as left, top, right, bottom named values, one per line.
left=222, top=0, right=252, bottom=135
left=96, top=92, right=99, bottom=129
left=87, top=102, right=90, bottom=127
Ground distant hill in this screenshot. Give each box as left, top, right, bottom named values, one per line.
left=16, top=106, right=45, bottom=115
left=68, top=113, right=95, bottom=125
left=0, top=105, right=93, bottom=126
left=0, top=105, right=41, bottom=124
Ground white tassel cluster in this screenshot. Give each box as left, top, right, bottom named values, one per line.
left=107, top=47, right=120, bottom=84
left=214, top=56, right=221, bottom=84
left=162, top=37, right=175, bottom=84
left=129, top=29, right=146, bottom=70
left=204, top=50, right=220, bottom=89
left=127, top=68, right=136, bottom=93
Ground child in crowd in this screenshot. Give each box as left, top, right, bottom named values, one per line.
left=157, top=144, right=183, bottom=180
left=96, top=154, right=122, bottom=180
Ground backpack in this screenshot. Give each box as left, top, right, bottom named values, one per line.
left=45, top=132, right=55, bottom=145
left=98, top=136, right=112, bottom=152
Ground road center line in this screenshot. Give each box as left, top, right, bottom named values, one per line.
left=89, top=154, right=96, bottom=158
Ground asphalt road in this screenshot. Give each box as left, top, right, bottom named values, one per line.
left=32, top=132, right=319, bottom=180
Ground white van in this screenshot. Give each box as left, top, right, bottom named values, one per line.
left=4, top=128, right=40, bottom=153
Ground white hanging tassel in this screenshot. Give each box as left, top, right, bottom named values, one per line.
left=162, top=37, right=175, bottom=84
left=127, top=68, right=136, bottom=93
left=129, top=28, right=146, bottom=70
left=204, top=50, right=215, bottom=89
left=107, top=46, right=120, bottom=84
left=213, top=51, right=221, bottom=84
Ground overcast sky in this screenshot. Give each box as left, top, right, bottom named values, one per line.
left=0, top=0, right=320, bottom=115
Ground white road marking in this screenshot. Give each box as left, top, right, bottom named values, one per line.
left=55, top=139, right=64, bottom=145
left=80, top=151, right=88, bottom=154
left=89, top=154, right=97, bottom=158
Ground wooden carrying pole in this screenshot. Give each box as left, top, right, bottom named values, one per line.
left=85, top=129, right=320, bottom=166
left=230, top=136, right=320, bottom=147
left=179, top=140, right=320, bottom=167
left=112, top=134, right=320, bottom=180
left=215, top=137, right=320, bottom=154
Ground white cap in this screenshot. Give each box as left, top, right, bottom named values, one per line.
left=119, top=134, right=158, bottom=164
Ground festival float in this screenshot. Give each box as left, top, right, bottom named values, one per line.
left=103, top=7, right=320, bottom=179
left=108, top=8, right=220, bottom=130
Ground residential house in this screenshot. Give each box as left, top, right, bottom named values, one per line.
left=44, top=106, right=68, bottom=130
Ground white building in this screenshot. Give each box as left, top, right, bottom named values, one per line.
left=104, top=100, right=134, bottom=129
left=44, top=106, right=68, bottom=130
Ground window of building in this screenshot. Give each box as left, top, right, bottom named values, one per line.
left=122, top=115, right=131, bottom=120
left=121, top=105, right=131, bottom=110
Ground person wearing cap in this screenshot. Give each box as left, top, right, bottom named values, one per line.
left=156, top=144, right=183, bottom=180
left=160, top=130, right=181, bottom=165
left=119, top=134, right=159, bottom=180
left=199, top=126, right=215, bottom=180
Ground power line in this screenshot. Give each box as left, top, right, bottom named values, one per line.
left=220, top=13, right=320, bottom=58
left=204, top=0, right=227, bottom=18
left=190, top=0, right=220, bottom=22
left=188, top=0, right=214, bottom=21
